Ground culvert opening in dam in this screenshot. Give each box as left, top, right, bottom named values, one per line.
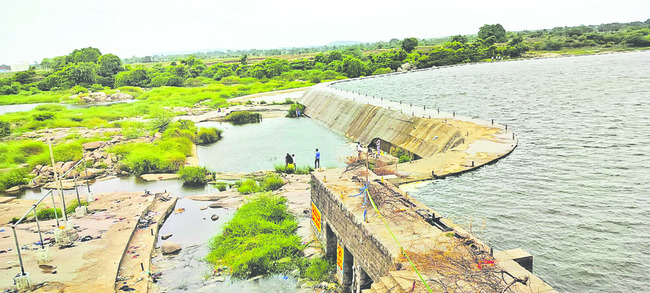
left=368, top=138, right=421, bottom=161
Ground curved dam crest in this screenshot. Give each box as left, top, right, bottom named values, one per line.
left=299, top=82, right=518, bottom=183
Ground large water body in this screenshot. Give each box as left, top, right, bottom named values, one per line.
left=334, top=52, right=650, bottom=292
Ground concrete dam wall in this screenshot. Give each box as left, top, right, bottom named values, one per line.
left=300, top=84, right=466, bottom=158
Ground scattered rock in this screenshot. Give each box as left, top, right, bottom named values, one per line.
left=199, top=206, right=208, bottom=211
left=214, top=276, right=225, bottom=282
left=208, top=203, right=223, bottom=209
left=211, top=214, right=219, bottom=221
left=82, top=141, right=104, bottom=151
left=161, top=241, right=181, bottom=255
left=161, top=234, right=173, bottom=240
left=61, top=161, right=76, bottom=173
left=5, top=186, right=21, bottom=194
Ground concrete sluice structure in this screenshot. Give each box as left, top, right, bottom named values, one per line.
left=302, top=83, right=556, bottom=292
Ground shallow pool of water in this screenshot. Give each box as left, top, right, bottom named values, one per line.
left=197, top=117, right=354, bottom=172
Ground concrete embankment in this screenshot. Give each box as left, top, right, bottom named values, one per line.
left=300, top=83, right=517, bottom=183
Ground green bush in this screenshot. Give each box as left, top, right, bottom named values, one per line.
left=0, top=121, right=10, bottom=138
left=299, top=258, right=334, bottom=282
left=36, top=200, right=88, bottom=221
left=196, top=127, right=222, bottom=145
left=33, top=112, right=55, bottom=121
left=215, top=182, right=227, bottom=191
left=224, top=111, right=262, bottom=125
left=237, top=179, right=260, bottom=194
left=178, top=166, right=209, bottom=185
left=260, top=174, right=285, bottom=191
left=286, top=103, right=306, bottom=118
left=0, top=168, right=29, bottom=191
left=206, top=193, right=302, bottom=279
left=399, top=156, right=411, bottom=163
left=275, top=164, right=312, bottom=175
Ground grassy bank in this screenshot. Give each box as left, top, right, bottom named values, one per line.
left=206, top=193, right=302, bottom=278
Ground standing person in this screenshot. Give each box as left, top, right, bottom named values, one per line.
left=285, top=153, right=293, bottom=168
left=292, top=154, right=297, bottom=171
left=314, top=148, right=320, bottom=169
left=376, top=139, right=381, bottom=157
left=357, top=142, right=363, bottom=160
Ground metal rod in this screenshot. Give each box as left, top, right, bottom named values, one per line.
left=33, top=209, right=44, bottom=249
left=74, top=176, right=81, bottom=206
left=48, top=137, right=68, bottom=223
left=12, top=226, right=25, bottom=276
left=84, top=157, right=90, bottom=193
left=50, top=190, right=60, bottom=227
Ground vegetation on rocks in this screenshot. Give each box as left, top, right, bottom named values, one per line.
left=206, top=193, right=302, bottom=279
left=286, top=103, right=306, bottom=118
left=274, top=164, right=313, bottom=175
left=178, top=166, right=209, bottom=185
left=224, top=111, right=262, bottom=125
left=234, top=174, right=285, bottom=194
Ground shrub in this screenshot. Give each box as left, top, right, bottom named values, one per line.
left=299, top=258, right=333, bottom=282
left=33, top=112, right=55, bottom=121
left=71, top=85, right=88, bottom=94
left=178, top=166, right=209, bottom=185
left=260, top=174, right=285, bottom=191
left=224, top=111, right=262, bottom=125
left=206, top=193, right=302, bottom=279
left=399, top=156, right=411, bottom=163
left=0, top=168, right=29, bottom=191
left=237, top=179, right=260, bottom=194
left=215, top=182, right=227, bottom=191
left=286, top=103, right=306, bottom=118
left=196, top=127, right=222, bottom=145
left=275, top=164, right=312, bottom=175
left=0, top=121, right=11, bottom=138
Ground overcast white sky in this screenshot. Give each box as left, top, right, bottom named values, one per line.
left=0, top=0, right=648, bottom=64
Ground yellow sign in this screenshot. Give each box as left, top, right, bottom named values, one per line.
left=311, top=202, right=322, bottom=233
left=337, top=244, right=343, bottom=270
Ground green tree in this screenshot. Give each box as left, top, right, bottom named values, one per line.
left=451, top=35, right=468, bottom=44
left=98, top=54, right=124, bottom=77
left=401, top=37, right=419, bottom=53
left=66, top=47, right=102, bottom=64
left=63, top=62, right=98, bottom=86
left=478, top=24, right=507, bottom=43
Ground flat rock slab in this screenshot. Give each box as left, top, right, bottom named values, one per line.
left=141, top=174, right=180, bottom=181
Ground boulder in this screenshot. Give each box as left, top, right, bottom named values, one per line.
left=5, top=186, right=21, bottom=194
left=161, top=234, right=173, bottom=240
left=54, top=162, right=64, bottom=173
left=61, top=161, right=76, bottom=173
left=82, top=141, right=104, bottom=151
left=208, top=203, right=223, bottom=209
left=211, top=214, right=219, bottom=221
left=161, top=241, right=181, bottom=255
left=65, top=170, right=79, bottom=179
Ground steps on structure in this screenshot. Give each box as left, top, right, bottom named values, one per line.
left=363, top=271, right=409, bottom=293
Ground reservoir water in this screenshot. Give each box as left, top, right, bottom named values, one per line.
left=334, top=52, right=650, bottom=292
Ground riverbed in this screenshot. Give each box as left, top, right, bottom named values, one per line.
left=334, top=51, right=650, bottom=292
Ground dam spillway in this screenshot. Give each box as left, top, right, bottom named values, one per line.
left=299, top=82, right=518, bottom=183
left=300, top=81, right=555, bottom=292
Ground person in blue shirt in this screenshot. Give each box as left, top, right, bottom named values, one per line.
left=314, top=149, right=320, bottom=169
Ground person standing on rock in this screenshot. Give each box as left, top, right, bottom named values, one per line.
left=285, top=153, right=293, bottom=168
left=315, top=149, right=320, bottom=169
left=357, top=142, right=363, bottom=160
left=292, top=154, right=297, bottom=171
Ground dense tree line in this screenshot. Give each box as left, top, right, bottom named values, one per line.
left=0, top=47, right=125, bottom=94
left=1, top=20, right=648, bottom=96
